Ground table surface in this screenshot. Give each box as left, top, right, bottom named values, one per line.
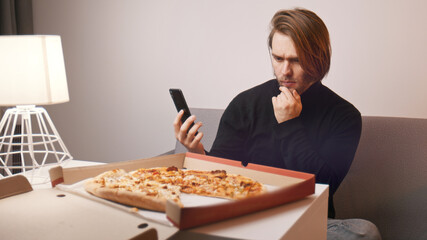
left=13, top=159, right=329, bottom=240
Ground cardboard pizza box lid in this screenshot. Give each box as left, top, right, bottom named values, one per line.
left=0, top=174, right=176, bottom=240
left=0, top=174, right=33, bottom=199
left=48, top=152, right=315, bottom=230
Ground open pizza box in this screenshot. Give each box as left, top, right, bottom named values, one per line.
left=48, top=152, right=316, bottom=230
left=0, top=174, right=174, bottom=240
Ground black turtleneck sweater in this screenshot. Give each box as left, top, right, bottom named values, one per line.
left=208, top=79, right=362, bottom=218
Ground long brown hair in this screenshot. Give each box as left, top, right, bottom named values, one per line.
left=268, top=9, right=331, bottom=82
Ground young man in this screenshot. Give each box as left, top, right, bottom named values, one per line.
left=174, top=8, right=381, bottom=240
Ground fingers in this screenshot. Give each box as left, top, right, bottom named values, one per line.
left=292, top=89, right=301, bottom=103
left=279, top=87, right=295, bottom=101
left=173, top=111, right=203, bottom=148
left=272, top=87, right=302, bottom=123
left=176, top=115, right=195, bottom=141
left=173, top=110, right=185, bottom=136
left=182, top=121, right=203, bottom=151
left=187, top=121, right=201, bottom=136
left=277, top=87, right=301, bottom=106
left=271, top=96, right=276, bottom=107
left=273, top=88, right=291, bottom=109
left=188, top=131, right=204, bottom=149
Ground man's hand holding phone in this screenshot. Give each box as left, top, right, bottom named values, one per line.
left=173, top=110, right=205, bottom=154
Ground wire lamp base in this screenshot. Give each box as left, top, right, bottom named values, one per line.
left=0, top=105, right=72, bottom=183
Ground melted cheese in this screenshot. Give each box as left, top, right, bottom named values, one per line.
left=93, top=167, right=265, bottom=204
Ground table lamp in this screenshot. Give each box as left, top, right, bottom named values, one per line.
left=0, top=35, right=73, bottom=182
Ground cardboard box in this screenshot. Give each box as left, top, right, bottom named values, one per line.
left=0, top=174, right=175, bottom=240
left=49, top=152, right=315, bottom=230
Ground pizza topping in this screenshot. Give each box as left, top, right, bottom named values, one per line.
left=167, top=166, right=179, bottom=172
left=211, top=170, right=227, bottom=178
left=85, top=166, right=266, bottom=212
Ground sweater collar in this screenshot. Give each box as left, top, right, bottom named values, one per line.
left=300, top=81, right=322, bottom=105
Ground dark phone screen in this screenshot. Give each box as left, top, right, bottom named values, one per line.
left=169, top=88, right=192, bottom=124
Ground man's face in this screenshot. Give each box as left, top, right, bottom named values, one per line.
left=271, top=32, right=315, bottom=94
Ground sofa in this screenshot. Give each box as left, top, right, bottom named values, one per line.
left=173, top=108, right=427, bottom=240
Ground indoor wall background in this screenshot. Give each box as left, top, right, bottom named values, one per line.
left=32, top=0, right=427, bottom=163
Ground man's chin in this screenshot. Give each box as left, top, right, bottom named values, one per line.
left=285, top=87, right=297, bottom=93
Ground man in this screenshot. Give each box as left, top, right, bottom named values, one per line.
left=174, top=8, right=381, bottom=240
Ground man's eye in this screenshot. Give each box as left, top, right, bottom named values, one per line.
left=274, top=56, right=283, bottom=61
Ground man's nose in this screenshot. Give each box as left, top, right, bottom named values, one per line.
left=281, top=61, right=292, bottom=76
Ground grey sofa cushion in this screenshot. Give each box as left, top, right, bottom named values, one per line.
left=334, top=116, right=427, bottom=240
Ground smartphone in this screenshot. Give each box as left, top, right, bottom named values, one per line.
left=169, top=88, right=195, bottom=129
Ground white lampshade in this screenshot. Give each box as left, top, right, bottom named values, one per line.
left=0, top=35, right=69, bottom=106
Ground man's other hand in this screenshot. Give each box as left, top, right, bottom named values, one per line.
left=272, top=87, right=302, bottom=124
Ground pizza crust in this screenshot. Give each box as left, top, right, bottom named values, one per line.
left=84, top=180, right=167, bottom=212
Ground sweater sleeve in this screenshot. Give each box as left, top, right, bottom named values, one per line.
left=274, top=107, right=362, bottom=196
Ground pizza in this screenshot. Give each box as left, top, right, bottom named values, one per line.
left=84, top=166, right=266, bottom=212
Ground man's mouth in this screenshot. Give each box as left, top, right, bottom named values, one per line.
left=280, top=80, right=297, bottom=88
